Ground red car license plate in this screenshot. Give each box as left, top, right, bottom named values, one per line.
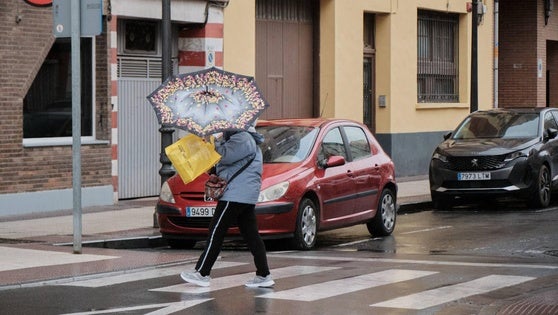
left=186, top=206, right=215, bottom=217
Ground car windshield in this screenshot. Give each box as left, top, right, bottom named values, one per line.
left=257, top=125, right=319, bottom=163
left=453, top=112, right=540, bottom=139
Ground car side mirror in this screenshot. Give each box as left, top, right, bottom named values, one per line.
left=443, top=132, right=452, bottom=140
left=544, top=128, right=558, bottom=140
left=323, top=155, right=346, bottom=168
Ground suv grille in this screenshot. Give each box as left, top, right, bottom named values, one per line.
left=446, top=155, right=506, bottom=171
left=179, top=191, right=206, bottom=201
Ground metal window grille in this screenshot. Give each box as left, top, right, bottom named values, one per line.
left=256, top=0, right=313, bottom=22
left=117, top=57, right=178, bottom=79
left=417, top=10, right=459, bottom=103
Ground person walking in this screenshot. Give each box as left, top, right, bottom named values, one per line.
left=180, top=124, right=274, bottom=288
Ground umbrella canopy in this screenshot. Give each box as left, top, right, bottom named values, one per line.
left=147, top=67, right=269, bottom=137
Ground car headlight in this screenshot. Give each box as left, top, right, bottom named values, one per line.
left=160, top=181, right=175, bottom=203
left=504, top=150, right=527, bottom=162
left=258, top=181, right=289, bottom=202
left=432, top=151, right=448, bottom=163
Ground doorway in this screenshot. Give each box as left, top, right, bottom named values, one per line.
left=255, top=0, right=315, bottom=119
left=363, top=13, right=376, bottom=133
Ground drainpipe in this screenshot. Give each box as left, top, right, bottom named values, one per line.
left=494, top=0, right=499, bottom=108
left=471, top=0, right=479, bottom=113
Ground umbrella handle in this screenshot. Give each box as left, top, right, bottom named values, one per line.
left=203, top=135, right=215, bottom=147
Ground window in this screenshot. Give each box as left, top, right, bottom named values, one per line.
left=363, top=13, right=375, bottom=53
left=544, top=112, right=558, bottom=131
left=121, top=20, right=159, bottom=55
left=344, top=126, right=371, bottom=160
left=257, top=125, right=318, bottom=163
left=417, top=10, right=459, bottom=103
left=23, top=38, right=93, bottom=139
left=318, top=128, right=348, bottom=162
left=454, top=113, right=540, bottom=140
left=117, top=19, right=168, bottom=79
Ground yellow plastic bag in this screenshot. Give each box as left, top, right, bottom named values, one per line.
left=165, top=134, right=221, bottom=184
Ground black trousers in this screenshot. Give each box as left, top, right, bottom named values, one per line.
left=195, top=201, right=270, bottom=277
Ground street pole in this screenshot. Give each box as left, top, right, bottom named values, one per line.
left=470, top=0, right=479, bottom=113
left=156, top=0, right=175, bottom=227
left=71, top=0, right=82, bottom=254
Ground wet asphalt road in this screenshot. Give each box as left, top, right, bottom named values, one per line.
left=1, top=203, right=557, bottom=315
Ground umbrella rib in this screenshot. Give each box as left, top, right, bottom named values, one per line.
left=219, top=95, right=231, bottom=114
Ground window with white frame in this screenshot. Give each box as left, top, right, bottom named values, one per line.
left=117, top=19, right=167, bottom=79
left=417, top=10, right=459, bottom=103
left=23, top=38, right=93, bottom=140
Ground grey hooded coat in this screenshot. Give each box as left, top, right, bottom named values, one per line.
left=214, top=130, right=264, bottom=204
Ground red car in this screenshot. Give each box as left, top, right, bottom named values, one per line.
left=157, top=119, right=397, bottom=250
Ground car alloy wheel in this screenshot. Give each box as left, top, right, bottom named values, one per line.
left=367, top=188, right=396, bottom=236
left=529, top=164, right=551, bottom=208
left=291, top=198, right=317, bottom=250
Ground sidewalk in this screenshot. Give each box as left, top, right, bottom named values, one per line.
left=0, top=177, right=431, bottom=241
left=0, top=177, right=431, bottom=289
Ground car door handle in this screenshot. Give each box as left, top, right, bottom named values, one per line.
left=347, top=170, right=354, bottom=177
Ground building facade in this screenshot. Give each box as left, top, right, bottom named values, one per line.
left=1, top=0, right=556, bottom=216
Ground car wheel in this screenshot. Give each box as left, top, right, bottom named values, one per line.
left=166, top=239, right=196, bottom=249
left=291, top=198, right=317, bottom=250
left=529, top=164, right=551, bottom=208
left=367, top=188, right=396, bottom=236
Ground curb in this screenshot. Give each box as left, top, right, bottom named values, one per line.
left=398, top=201, right=432, bottom=214
left=54, top=235, right=167, bottom=249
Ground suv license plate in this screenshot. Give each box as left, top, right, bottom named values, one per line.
left=458, top=172, right=491, bottom=181
left=186, top=207, right=216, bottom=217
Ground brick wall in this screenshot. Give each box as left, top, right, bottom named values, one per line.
left=543, top=0, right=558, bottom=107
left=498, top=0, right=538, bottom=107
left=0, top=0, right=112, bottom=195
left=499, top=0, right=558, bottom=107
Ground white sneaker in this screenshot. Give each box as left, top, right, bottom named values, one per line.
left=245, top=275, right=275, bottom=288
left=181, top=271, right=210, bottom=287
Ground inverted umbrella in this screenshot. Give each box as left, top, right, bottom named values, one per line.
left=147, top=67, right=269, bottom=137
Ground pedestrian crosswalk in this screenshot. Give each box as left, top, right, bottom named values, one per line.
left=56, top=255, right=548, bottom=314
left=258, top=269, right=437, bottom=301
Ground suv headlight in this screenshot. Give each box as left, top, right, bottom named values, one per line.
left=160, top=181, right=175, bottom=203
left=504, top=150, right=528, bottom=162
left=432, top=150, right=448, bottom=163
left=258, top=181, right=289, bottom=202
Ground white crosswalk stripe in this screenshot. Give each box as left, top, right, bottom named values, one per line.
left=151, top=265, right=339, bottom=294
left=143, top=299, right=213, bottom=315
left=371, top=274, right=535, bottom=310
left=60, top=261, right=247, bottom=288
left=60, top=299, right=212, bottom=315
left=258, top=269, right=438, bottom=301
